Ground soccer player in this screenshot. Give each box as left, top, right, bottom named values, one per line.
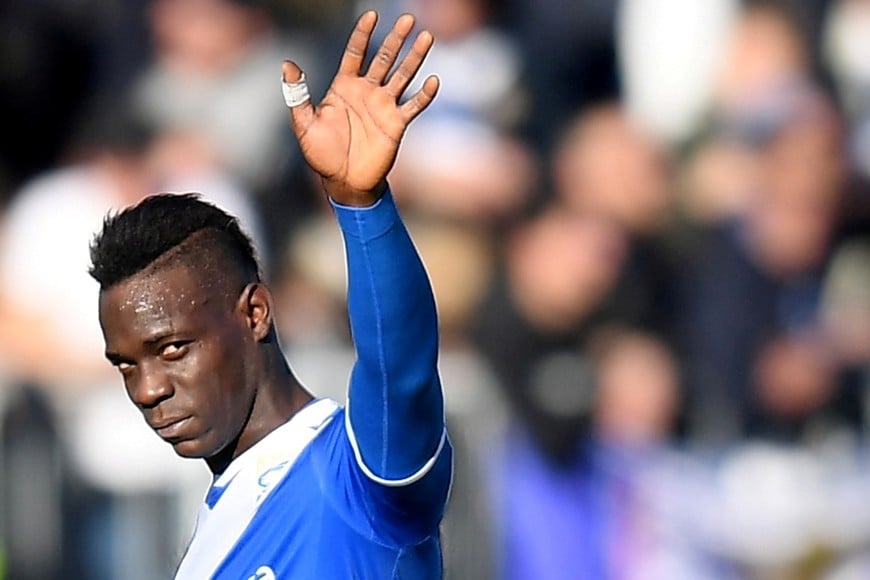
left=89, top=11, right=451, bottom=579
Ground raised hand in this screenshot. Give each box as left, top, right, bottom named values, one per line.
left=282, top=11, right=438, bottom=207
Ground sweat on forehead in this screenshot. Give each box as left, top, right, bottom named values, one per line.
left=97, top=252, right=233, bottom=347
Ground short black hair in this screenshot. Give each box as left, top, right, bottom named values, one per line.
left=89, top=193, right=260, bottom=290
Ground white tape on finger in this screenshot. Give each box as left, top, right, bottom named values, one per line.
left=282, top=72, right=311, bottom=108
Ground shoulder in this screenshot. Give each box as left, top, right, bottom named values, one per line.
left=303, top=407, right=452, bottom=545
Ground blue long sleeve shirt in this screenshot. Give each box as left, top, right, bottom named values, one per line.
left=175, top=189, right=452, bottom=580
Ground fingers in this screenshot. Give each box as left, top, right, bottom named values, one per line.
left=337, top=11, right=378, bottom=76
left=400, top=74, right=440, bottom=123
left=282, top=60, right=315, bottom=134
left=289, top=10, right=437, bottom=131
left=365, top=13, right=415, bottom=85
left=384, top=28, right=434, bottom=99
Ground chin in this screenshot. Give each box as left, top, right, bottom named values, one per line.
left=170, top=438, right=213, bottom=459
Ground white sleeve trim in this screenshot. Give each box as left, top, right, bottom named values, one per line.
left=344, top=399, right=448, bottom=487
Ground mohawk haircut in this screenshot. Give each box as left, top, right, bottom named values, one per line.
left=89, top=193, right=260, bottom=290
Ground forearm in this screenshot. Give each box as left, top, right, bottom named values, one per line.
left=332, top=188, right=445, bottom=482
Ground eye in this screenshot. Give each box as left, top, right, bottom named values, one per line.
left=160, top=341, right=191, bottom=361
left=109, top=359, right=135, bottom=377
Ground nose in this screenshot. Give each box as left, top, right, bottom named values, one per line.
left=129, top=362, right=174, bottom=408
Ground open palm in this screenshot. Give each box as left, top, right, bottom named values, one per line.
left=283, top=12, right=439, bottom=206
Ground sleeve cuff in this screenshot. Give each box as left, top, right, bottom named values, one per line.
left=330, top=188, right=400, bottom=241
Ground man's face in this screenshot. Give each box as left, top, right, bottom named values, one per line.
left=99, top=264, right=255, bottom=459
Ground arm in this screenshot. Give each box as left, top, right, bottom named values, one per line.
left=334, top=191, right=445, bottom=482
left=282, top=11, right=447, bottom=481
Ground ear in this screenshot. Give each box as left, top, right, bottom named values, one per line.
left=238, top=283, right=273, bottom=342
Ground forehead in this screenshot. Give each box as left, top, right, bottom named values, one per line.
left=99, top=264, right=229, bottom=343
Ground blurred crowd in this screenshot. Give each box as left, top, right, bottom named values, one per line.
left=1, top=0, right=870, bottom=578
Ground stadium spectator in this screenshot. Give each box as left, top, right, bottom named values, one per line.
left=131, top=0, right=324, bottom=240
left=381, top=0, right=536, bottom=224
left=679, top=80, right=850, bottom=444
left=0, top=104, right=261, bottom=578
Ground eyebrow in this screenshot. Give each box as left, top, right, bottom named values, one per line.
left=104, top=351, right=129, bottom=364
left=142, top=330, right=178, bottom=347
left=104, top=329, right=180, bottom=363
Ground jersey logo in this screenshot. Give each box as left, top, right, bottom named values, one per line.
left=257, top=461, right=289, bottom=501
left=248, top=565, right=276, bottom=580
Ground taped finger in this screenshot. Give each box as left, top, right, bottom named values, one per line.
left=282, top=73, right=311, bottom=108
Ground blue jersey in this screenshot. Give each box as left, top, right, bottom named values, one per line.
left=175, top=190, right=452, bottom=579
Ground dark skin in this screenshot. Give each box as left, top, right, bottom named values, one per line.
left=99, top=262, right=310, bottom=473
left=283, top=10, right=438, bottom=205
left=98, top=11, right=438, bottom=475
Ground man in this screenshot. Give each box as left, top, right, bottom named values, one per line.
left=89, top=11, right=451, bottom=579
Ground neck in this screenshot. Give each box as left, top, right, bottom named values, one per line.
left=206, top=348, right=314, bottom=474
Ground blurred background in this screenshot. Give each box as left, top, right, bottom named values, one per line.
left=1, top=0, right=870, bottom=578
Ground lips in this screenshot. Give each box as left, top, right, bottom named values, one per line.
left=151, top=416, right=192, bottom=439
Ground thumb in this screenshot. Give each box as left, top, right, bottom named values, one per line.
left=282, top=60, right=315, bottom=135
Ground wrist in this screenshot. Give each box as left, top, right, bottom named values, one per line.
left=323, top=178, right=388, bottom=208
